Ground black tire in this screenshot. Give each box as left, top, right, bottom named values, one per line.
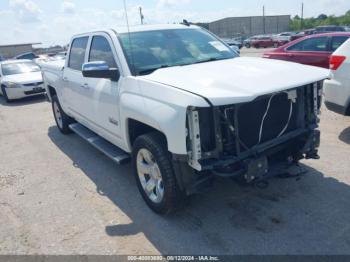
left=245, top=44, right=251, bottom=48
left=273, top=43, right=278, bottom=48
left=132, top=132, right=185, bottom=214
left=1, top=85, right=12, bottom=103
left=52, top=95, right=74, bottom=134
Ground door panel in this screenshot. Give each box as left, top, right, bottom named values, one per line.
left=84, top=34, right=122, bottom=144
left=62, top=36, right=89, bottom=118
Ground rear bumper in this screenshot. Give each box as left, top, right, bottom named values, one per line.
left=5, top=86, right=45, bottom=100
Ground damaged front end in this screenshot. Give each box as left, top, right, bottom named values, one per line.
left=184, top=82, right=323, bottom=186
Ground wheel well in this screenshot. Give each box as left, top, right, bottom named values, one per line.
left=128, top=119, right=167, bottom=147
left=48, top=86, right=56, bottom=98
left=345, top=103, right=350, bottom=116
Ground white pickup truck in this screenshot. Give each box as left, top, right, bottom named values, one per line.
left=41, top=24, right=329, bottom=214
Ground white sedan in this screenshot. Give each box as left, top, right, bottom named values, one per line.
left=324, top=39, right=350, bottom=116
left=0, top=59, right=45, bottom=103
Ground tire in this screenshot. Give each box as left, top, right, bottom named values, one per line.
left=1, top=85, right=12, bottom=103
left=245, top=44, right=251, bottom=48
left=273, top=43, right=278, bottom=48
left=52, top=95, right=74, bottom=134
left=132, top=132, right=185, bottom=214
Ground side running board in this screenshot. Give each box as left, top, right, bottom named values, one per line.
left=69, top=123, right=130, bottom=164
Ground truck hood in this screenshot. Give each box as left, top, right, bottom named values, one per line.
left=140, top=57, right=330, bottom=106
left=2, top=71, right=42, bottom=85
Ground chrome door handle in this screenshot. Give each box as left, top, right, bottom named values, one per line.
left=81, top=83, right=90, bottom=90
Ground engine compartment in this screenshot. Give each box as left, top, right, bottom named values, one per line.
left=186, top=82, right=323, bottom=178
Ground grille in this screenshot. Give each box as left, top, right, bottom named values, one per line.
left=23, top=82, right=44, bottom=87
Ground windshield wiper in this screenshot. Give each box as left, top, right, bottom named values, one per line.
left=138, top=64, right=170, bottom=75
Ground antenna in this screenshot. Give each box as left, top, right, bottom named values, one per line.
left=123, top=0, right=136, bottom=74
left=139, top=7, right=144, bottom=25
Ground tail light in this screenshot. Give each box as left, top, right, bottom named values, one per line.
left=330, top=55, right=346, bottom=70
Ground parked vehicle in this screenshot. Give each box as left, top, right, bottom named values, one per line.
left=222, top=38, right=243, bottom=49
left=274, top=32, right=295, bottom=42
left=0, top=60, right=45, bottom=102
left=290, top=29, right=315, bottom=41
left=243, top=36, right=259, bottom=48
left=41, top=24, right=329, bottom=214
left=14, top=52, right=39, bottom=60
left=251, top=36, right=285, bottom=48
left=263, top=33, right=350, bottom=68
left=314, top=25, right=346, bottom=34
left=324, top=39, right=350, bottom=115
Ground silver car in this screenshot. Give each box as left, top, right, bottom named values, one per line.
left=0, top=60, right=44, bottom=102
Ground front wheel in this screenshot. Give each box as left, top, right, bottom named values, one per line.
left=1, top=86, right=12, bottom=103
left=132, top=132, right=185, bottom=214
left=52, top=95, right=74, bottom=134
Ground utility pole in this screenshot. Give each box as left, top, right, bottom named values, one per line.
left=139, top=7, right=144, bottom=25
left=301, top=2, right=304, bottom=30
left=263, top=5, right=266, bottom=34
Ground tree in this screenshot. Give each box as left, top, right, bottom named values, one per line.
left=318, top=14, right=328, bottom=20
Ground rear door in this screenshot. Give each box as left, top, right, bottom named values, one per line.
left=62, top=36, right=89, bottom=120
left=284, top=36, right=331, bottom=68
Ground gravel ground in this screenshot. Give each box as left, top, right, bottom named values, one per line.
left=0, top=49, right=349, bottom=255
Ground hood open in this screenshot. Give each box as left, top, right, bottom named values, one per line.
left=140, top=57, right=330, bottom=106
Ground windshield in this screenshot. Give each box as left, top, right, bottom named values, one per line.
left=118, top=28, right=237, bottom=75
left=1, top=62, right=40, bottom=76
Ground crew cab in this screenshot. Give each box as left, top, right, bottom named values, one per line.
left=41, top=24, right=329, bottom=214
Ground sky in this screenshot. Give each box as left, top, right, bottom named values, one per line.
left=0, top=0, right=349, bottom=46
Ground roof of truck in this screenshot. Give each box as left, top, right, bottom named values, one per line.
left=72, top=24, right=201, bottom=38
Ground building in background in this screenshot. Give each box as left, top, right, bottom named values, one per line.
left=0, top=43, right=41, bottom=59
left=208, top=15, right=291, bottom=39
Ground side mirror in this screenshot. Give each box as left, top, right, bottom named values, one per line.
left=82, top=61, right=120, bottom=81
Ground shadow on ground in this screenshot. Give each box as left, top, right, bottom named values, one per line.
left=0, top=95, right=46, bottom=107
left=339, top=127, right=350, bottom=145
left=48, top=126, right=350, bottom=255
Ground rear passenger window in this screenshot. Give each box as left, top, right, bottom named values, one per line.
left=331, top=36, right=349, bottom=52
left=89, top=36, right=117, bottom=68
left=287, top=37, right=329, bottom=52
left=68, top=37, right=89, bottom=71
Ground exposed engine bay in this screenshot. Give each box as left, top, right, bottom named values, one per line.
left=186, top=82, right=323, bottom=183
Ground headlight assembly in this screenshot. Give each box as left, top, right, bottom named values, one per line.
left=5, top=82, right=18, bottom=88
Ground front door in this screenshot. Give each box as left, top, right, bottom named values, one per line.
left=83, top=34, right=122, bottom=145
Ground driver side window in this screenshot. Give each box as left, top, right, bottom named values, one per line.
left=89, top=36, right=117, bottom=68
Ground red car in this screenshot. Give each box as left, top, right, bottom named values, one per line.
left=263, top=33, right=350, bottom=68
left=251, top=36, right=286, bottom=48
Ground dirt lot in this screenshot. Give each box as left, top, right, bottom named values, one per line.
left=0, top=48, right=350, bottom=255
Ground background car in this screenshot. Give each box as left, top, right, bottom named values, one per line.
left=263, top=32, right=350, bottom=68
left=222, top=38, right=243, bottom=49
left=243, top=36, right=259, bottom=48
left=0, top=59, right=44, bottom=102
left=324, top=38, right=350, bottom=116
left=290, top=29, right=315, bottom=41
left=251, top=35, right=285, bottom=48
left=314, top=25, right=346, bottom=34
left=14, top=52, right=39, bottom=60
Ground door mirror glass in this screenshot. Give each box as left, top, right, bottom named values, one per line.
left=82, top=61, right=120, bottom=81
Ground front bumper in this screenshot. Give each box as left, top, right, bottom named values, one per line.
left=5, top=85, right=45, bottom=100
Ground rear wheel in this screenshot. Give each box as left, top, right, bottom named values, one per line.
left=133, top=132, right=185, bottom=214
left=52, top=95, right=74, bottom=134
left=1, top=86, right=12, bottom=103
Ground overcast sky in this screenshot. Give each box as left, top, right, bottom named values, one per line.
left=0, top=0, right=349, bottom=46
